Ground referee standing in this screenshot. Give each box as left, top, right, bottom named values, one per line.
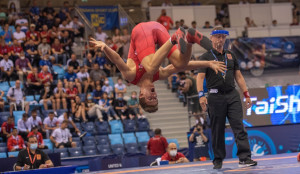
left=196, top=26, right=257, bottom=169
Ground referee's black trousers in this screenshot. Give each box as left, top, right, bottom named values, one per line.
left=207, top=89, right=251, bottom=162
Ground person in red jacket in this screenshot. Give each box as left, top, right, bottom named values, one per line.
left=0, top=116, right=15, bottom=142
left=27, top=126, right=48, bottom=149
left=147, top=128, right=168, bottom=156
left=161, top=143, right=189, bottom=164
left=7, top=128, right=26, bottom=152
left=157, top=9, right=173, bottom=31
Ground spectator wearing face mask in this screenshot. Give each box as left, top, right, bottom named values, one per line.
left=161, top=143, right=189, bottom=164
left=114, top=77, right=127, bottom=94
left=92, top=84, right=103, bottom=104
left=113, top=92, right=129, bottom=120
left=15, top=52, right=33, bottom=83
left=99, top=92, right=118, bottom=121
left=102, top=79, right=113, bottom=94
left=189, top=124, right=209, bottom=161
left=128, top=91, right=144, bottom=119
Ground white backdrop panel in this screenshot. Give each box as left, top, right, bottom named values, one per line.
left=250, top=4, right=272, bottom=26
left=229, top=4, right=251, bottom=27
left=193, top=6, right=216, bottom=29
left=271, top=3, right=293, bottom=25
left=172, top=6, right=195, bottom=27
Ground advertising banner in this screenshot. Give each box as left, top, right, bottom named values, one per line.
left=79, top=6, right=119, bottom=30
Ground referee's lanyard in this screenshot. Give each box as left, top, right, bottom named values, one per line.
left=210, top=49, right=227, bottom=80
left=27, top=148, right=37, bottom=167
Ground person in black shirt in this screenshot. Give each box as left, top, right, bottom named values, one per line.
left=15, top=136, right=53, bottom=171
left=39, top=85, right=55, bottom=111
left=113, top=92, right=128, bottom=120
left=68, top=54, right=80, bottom=73
left=197, top=26, right=257, bottom=169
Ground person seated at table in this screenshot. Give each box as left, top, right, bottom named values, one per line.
left=161, top=143, right=189, bottom=164
left=15, top=136, right=54, bottom=171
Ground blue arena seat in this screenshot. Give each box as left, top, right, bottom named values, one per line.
left=42, top=149, right=53, bottom=154
left=137, top=118, right=150, bottom=131
left=109, top=120, right=124, bottom=134
left=122, top=133, right=137, bottom=144
left=108, top=134, right=123, bottom=145
left=0, top=152, right=7, bottom=158
left=78, top=94, right=86, bottom=102
left=95, top=121, right=110, bottom=135
left=83, top=145, right=98, bottom=155
left=53, top=65, right=65, bottom=80
left=125, top=143, right=139, bottom=154
left=81, top=122, right=96, bottom=135
left=54, top=148, right=69, bottom=158
left=97, top=144, right=111, bottom=155
left=13, top=111, right=25, bottom=125
left=95, top=135, right=109, bottom=145
left=0, top=112, right=10, bottom=125
left=111, top=144, right=125, bottom=155
left=25, top=96, right=35, bottom=102
left=123, top=119, right=136, bottom=132
left=0, top=142, right=7, bottom=147
left=135, top=132, right=150, bottom=143
left=167, top=139, right=180, bottom=149
left=82, top=136, right=95, bottom=146
left=108, top=77, right=114, bottom=88
left=8, top=151, right=19, bottom=157
left=0, top=147, right=7, bottom=152
left=56, top=109, right=68, bottom=117
left=139, top=142, right=148, bottom=154
left=68, top=147, right=83, bottom=157
left=43, top=139, right=53, bottom=150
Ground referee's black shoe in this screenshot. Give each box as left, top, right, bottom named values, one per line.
left=213, top=160, right=223, bottom=169
left=238, top=159, right=257, bottom=167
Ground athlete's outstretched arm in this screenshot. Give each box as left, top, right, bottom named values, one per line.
left=90, top=38, right=135, bottom=81
left=159, top=61, right=226, bottom=80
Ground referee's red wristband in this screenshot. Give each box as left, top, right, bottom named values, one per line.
left=243, top=91, right=250, bottom=98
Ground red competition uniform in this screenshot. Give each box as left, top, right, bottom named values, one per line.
left=1, top=122, right=15, bottom=134
left=147, top=135, right=168, bottom=156
left=157, top=15, right=174, bottom=31
left=161, top=152, right=186, bottom=162
left=27, top=131, right=44, bottom=145
left=128, top=21, right=177, bottom=64
left=130, top=60, right=159, bottom=85
left=7, top=135, right=25, bottom=151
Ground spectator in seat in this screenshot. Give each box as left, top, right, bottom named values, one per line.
left=191, top=21, right=197, bottom=30
left=245, top=17, right=257, bottom=28
left=179, top=19, right=188, bottom=29
left=13, top=25, right=26, bottom=44
left=9, top=39, right=23, bottom=62
left=26, top=24, right=40, bottom=45
left=15, top=136, right=54, bottom=170
left=94, top=50, right=111, bottom=75
left=7, top=128, right=26, bottom=152
left=64, top=66, right=82, bottom=93
left=26, top=67, right=42, bottom=95
left=50, top=120, right=77, bottom=149
left=67, top=53, right=80, bottom=73
left=38, top=65, right=53, bottom=86
left=128, top=91, right=144, bottom=119
left=161, top=143, right=189, bottom=164
left=0, top=53, right=14, bottom=85
left=71, top=95, right=87, bottom=122
left=99, top=92, right=118, bottom=121
left=113, top=92, right=129, bottom=120
left=39, top=84, right=55, bottom=111
left=40, top=25, right=51, bottom=43
left=90, top=63, right=107, bottom=88
left=43, top=1, right=55, bottom=15
left=69, top=16, right=84, bottom=38
left=121, top=28, right=130, bottom=61
left=272, top=20, right=277, bottom=27
left=7, top=80, right=30, bottom=116
left=102, top=79, right=113, bottom=95
left=0, top=116, right=14, bottom=142
left=29, top=0, right=40, bottom=17
left=86, top=96, right=104, bottom=122
left=203, top=21, right=213, bottom=29
left=27, top=126, right=48, bottom=149
left=54, top=81, right=67, bottom=110
left=28, top=109, right=45, bottom=135
left=58, top=1, right=71, bottom=22
left=189, top=124, right=209, bottom=161
left=157, top=9, right=173, bottom=31
left=114, top=77, right=127, bottom=94
left=52, top=38, right=66, bottom=65
left=7, top=2, right=18, bottom=24
left=15, top=52, right=33, bottom=83
left=112, top=28, right=123, bottom=57
left=0, top=90, right=4, bottom=111
left=77, top=66, right=91, bottom=94
left=162, top=0, right=173, bottom=7
left=38, top=38, right=52, bottom=60
left=66, top=81, right=79, bottom=106
left=147, top=128, right=168, bottom=156
left=0, top=23, right=13, bottom=44
left=43, top=112, right=59, bottom=138
left=17, top=113, right=32, bottom=140
left=58, top=112, right=82, bottom=136
left=60, top=30, right=73, bottom=58
left=45, top=14, right=55, bottom=31
left=92, top=84, right=103, bottom=103
left=25, top=39, right=40, bottom=67
left=95, top=26, right=108, bottom=42
left=84, top=53, right=95, bottom=72
left=0, top=38, right=10, bottom=59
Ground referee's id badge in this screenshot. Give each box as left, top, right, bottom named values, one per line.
left=37, top=154, right=41, bottom=160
